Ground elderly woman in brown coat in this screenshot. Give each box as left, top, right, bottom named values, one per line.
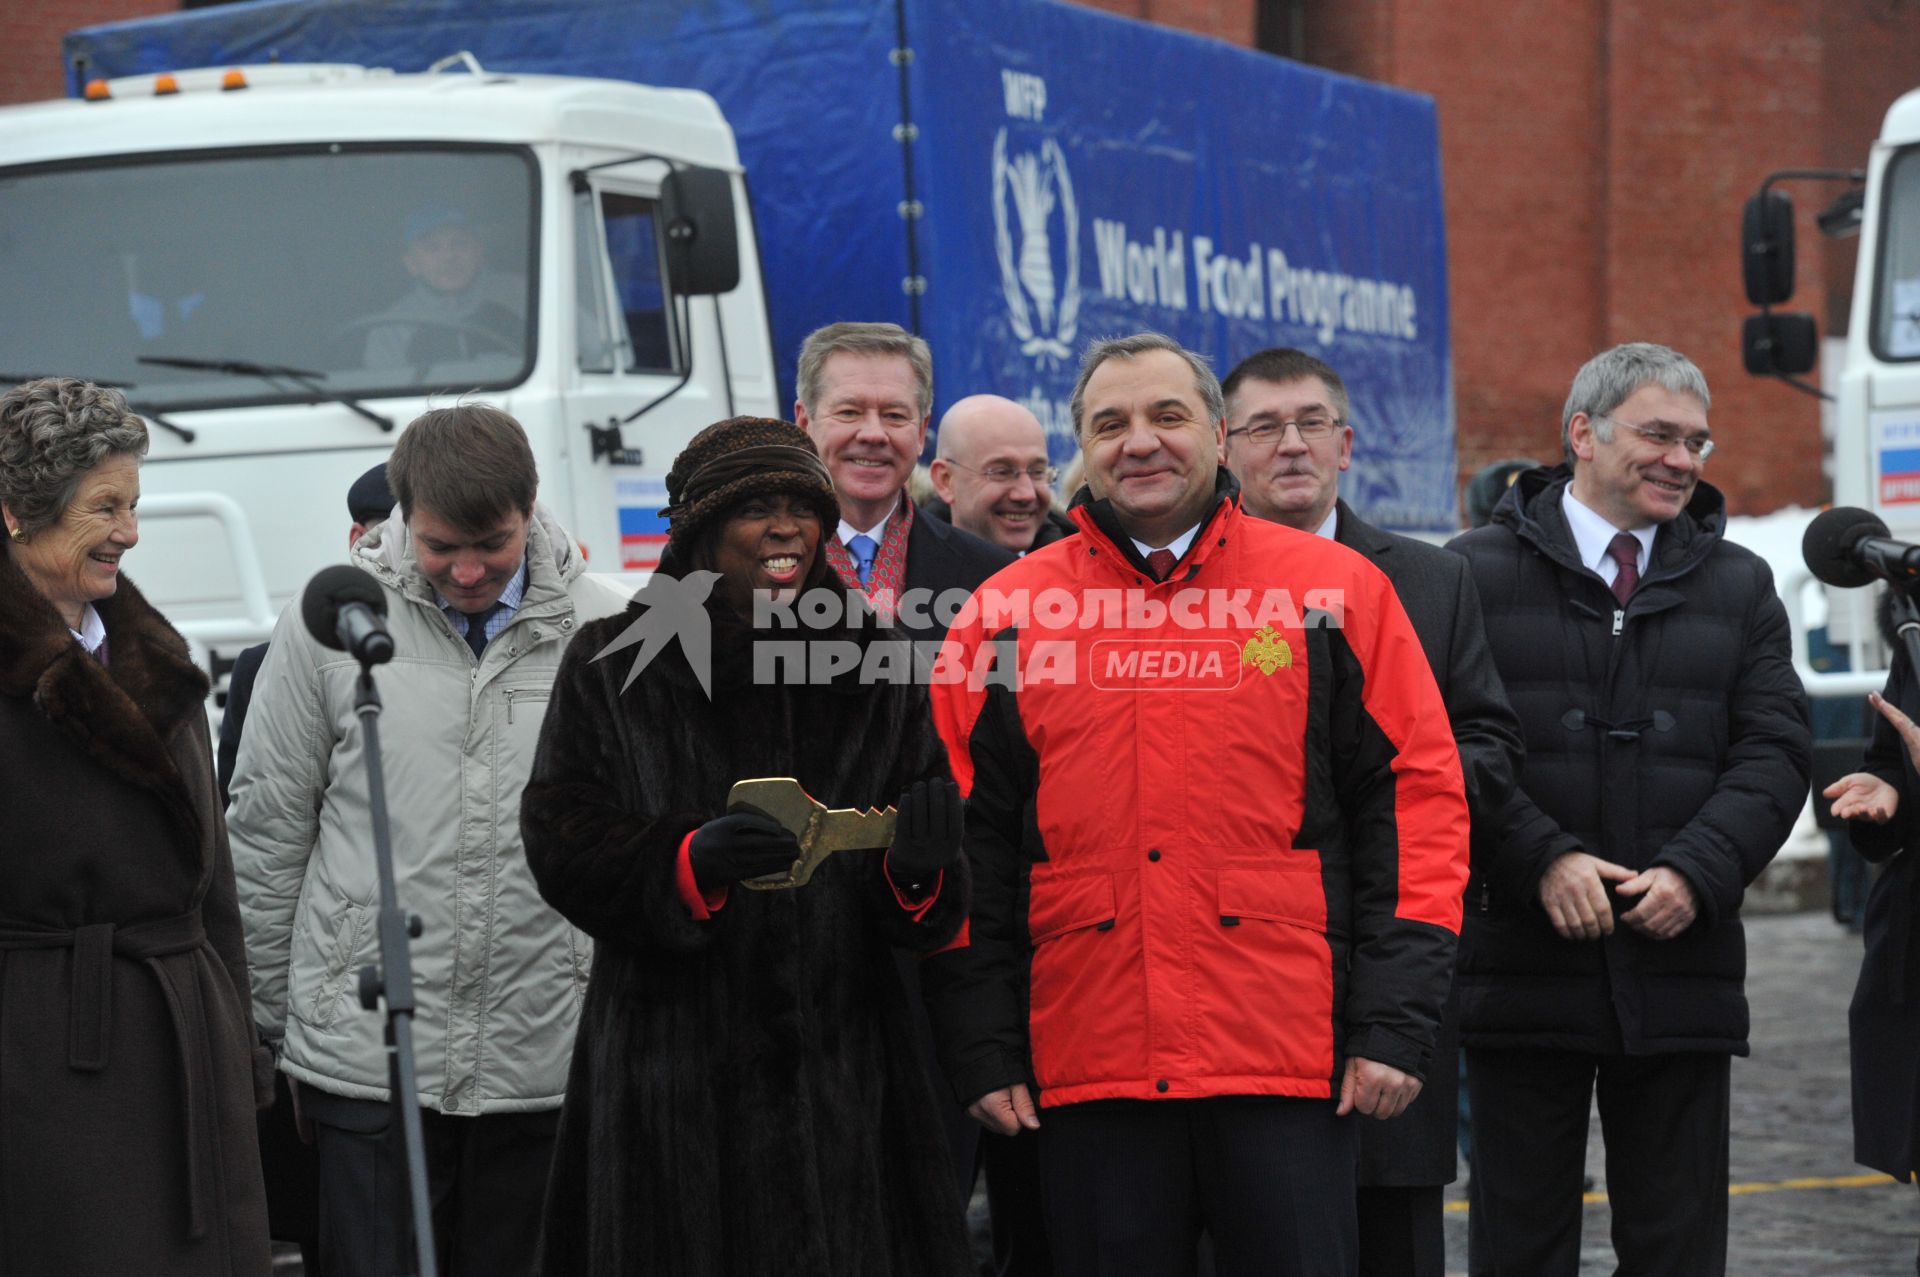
left=0, top=377, right=270, bottom=1274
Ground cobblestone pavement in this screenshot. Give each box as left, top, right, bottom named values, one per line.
left=274, top=914, right=1915, bottom=1275
left=1443, top=910, right=1917, bottom=1275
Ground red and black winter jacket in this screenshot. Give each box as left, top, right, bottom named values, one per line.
left=923, top=478, right=1469, bottom=1109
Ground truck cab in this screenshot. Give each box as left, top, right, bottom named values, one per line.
left=1838, top=90, right=1920, bottom=544
left=0, top=56, right=766, bottom=689
left=1742, top=86, right=1920, bottom=695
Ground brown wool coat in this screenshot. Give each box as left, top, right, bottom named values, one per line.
left=0, top=550, right=271, bottom=1275
left=521, top=594, right=975, bottom=1277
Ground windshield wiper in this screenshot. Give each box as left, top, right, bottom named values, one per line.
left=137, top=355, right=395, bottom=433
left=132, top=404, right=197, bottom=444
left=0, top=373, right=195, bottom=443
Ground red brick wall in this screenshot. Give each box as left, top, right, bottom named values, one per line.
left=1072, top=0, right=1254, bottom=45
left=1070, top=0, right=1916, bottom=514
left=1302, top=0, right=1391, bottom=83
left=1, top=0, right=178, bottom=107
left=1593, top=0, right=1827, bottom=514
left=1395, top=0, right=1617, bottom=479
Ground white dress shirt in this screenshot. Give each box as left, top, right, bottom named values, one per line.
left=68, top=603, right=106, bottom=655
left=1130, top=523, right=1201, bottom=564
left=1561, top=487, right=1655, bottom=588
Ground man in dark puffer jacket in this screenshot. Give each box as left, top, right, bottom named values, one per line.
left=1447, top=343, right=1810, bottom=1276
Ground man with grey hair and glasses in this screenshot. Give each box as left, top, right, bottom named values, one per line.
left=1447, top=342, right=1810, bottom=1275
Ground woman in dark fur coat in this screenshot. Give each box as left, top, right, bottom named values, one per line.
left=0, top=378, right=270, bottom=1274
left=1827, top=590, right=1920, bottom=1274
left=521, top=416, right=975, bottom=1277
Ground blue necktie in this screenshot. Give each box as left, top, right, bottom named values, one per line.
left=461, top=604, right=502, bottom=659
left=848, top=534, right=878, bottom=589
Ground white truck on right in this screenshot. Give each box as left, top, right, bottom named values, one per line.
left=1742, top=86, right=1920, bottom=696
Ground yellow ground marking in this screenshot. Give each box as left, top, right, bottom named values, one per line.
left=1442, top=1172, right=1899, bottom=1213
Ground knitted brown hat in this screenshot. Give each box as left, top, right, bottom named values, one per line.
left=660, top=416, right=839, bottom=555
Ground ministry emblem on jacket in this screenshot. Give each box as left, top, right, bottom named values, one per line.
left=1241, top=624, right=1293, bottom=676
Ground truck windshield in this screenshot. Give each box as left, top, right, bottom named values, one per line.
left=1876, top=144, right=1920, bottom=361
left=0, top=145, right=537, bottom=408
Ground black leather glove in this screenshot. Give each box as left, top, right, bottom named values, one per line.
left=688, top=811, right=802, bottom=892
left=885, top=778, right=964, bottom=887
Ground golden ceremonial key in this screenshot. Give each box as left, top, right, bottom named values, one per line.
left=726, top=777, right=898, bottom=891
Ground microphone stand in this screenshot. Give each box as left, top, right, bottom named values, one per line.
left=1891, top=584, right=1920, bottom=677
left=351, top=664, right=440, bottom=1277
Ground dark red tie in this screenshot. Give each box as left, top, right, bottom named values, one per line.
left=1146, top=548, right=1177, bottom=582
left=1607, top=532, right=1640, bottom=606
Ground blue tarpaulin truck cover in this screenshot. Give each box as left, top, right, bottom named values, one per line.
left=66, top=0, right=1455, bottom=528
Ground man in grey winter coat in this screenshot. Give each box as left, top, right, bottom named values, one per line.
left=228, top=404, right=629, bottom=1277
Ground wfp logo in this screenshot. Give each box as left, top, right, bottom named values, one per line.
left=993, top=70, right=1078, bottom=366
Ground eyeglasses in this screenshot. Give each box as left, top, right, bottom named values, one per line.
left=947, top=460, right=1059, bottom=485
left=1603, top=417, right=1715, bottom=461
left=1225, top=415, right=1344, bottom=446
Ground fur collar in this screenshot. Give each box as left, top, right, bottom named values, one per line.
left=0, top=546, right=209, bottom=849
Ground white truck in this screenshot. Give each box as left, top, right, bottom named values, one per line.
left=0, top=57, right=760, bottom=689
left=1741, top=85, right=1920, bottom=696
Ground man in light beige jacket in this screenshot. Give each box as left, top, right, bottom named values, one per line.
left=229, top=403, right=628, bottom=1277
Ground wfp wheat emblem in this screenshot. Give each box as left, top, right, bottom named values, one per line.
left=1241, top=625, right=1293, bottom=676
left=993, top=129, right=1079, bottom=364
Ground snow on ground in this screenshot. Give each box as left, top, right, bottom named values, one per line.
left=1726, top=505, right=1827, bottom=630
left=1724, top=505, right=1842, bottom=862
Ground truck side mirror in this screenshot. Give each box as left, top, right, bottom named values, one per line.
left=1742, top=313, right=1818, bottom=375
left=660, top=167, right=740, bottom=296
left=1742, top=190, right=1797, bottom=305
left=1817, top=187, right=1865, bottom=239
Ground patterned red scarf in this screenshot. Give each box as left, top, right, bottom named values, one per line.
left=825, top=498, right=915, bottom=623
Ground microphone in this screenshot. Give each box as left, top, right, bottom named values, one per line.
left=1802, top=506, right=1920, bottom=589
left=301, top=564, right=395, bottom=665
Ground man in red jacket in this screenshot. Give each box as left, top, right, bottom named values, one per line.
left=924, top=332, right=1470, bottom=1276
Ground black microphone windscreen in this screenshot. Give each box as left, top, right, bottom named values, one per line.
left=301, top=564, right=388, bottom=651
left=1803, top=506, right=1891, bottom=589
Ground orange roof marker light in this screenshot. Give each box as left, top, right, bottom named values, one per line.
left=153, top=73, right=180, bottom=96
left=82, top=79, right=112, bottom=102
left=221, top=69, right=248, bottom=91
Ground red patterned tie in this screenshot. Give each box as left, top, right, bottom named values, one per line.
left=1607, top=532, right=1640, bottom=606
left=1146, top=548, right=1177, bottom=582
